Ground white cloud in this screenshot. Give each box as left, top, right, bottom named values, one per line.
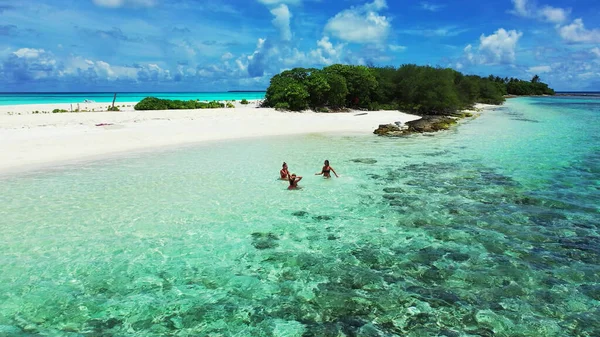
left=527, top=65, right=552, bottom=73
left=389, top=44, right=406, bottom=52
left=399, top=26, right=468, bottom=37
left=539, top=6, right=568, bottom=24
left=270, top=4, right=292, bottom=41
left=464, top=28, right=523, bottom=65
left=221, top=52, right=234, bottom=60
left=510, top=0, right=569, bottom=24
left=92, top=0, right=156, bottom=8
left=559, top=19, right=600, bottom=43
left=592, top=47, right=600, bottom=58
left=325, top=0, right=390, bottom=44
left=257, top=0, right=301, bottom=5
left=13, top=48, right=45, bottom=59
left=419, top=2, right=445, bottom=12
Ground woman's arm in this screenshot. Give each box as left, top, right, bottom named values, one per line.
left=331, top=167, right=339, bottom=177
left=315, top=167, right=324, bottom=175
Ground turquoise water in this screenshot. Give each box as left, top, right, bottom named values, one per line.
left=0, top=92, right=266, bottom=106
left=0, top=97, right=598, bottom=336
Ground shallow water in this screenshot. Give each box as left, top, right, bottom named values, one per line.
left=0, top=97, right=598, bottom=336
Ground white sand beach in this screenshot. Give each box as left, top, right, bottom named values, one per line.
left=0, top=101, right=423, bottom=173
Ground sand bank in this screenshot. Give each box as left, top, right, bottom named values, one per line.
left=0, top=101, right=421, bottom=173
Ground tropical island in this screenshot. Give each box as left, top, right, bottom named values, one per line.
left=263, top=64, right=554, bottom=114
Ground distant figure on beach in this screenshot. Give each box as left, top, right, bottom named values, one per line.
left=288, top=174, right=302, bottom=190
left=316, top=160, right=339, bottom=178
left=280, top=162, right=290, bottom=180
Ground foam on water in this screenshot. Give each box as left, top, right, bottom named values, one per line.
left=0, top=97, right=598, bottom=336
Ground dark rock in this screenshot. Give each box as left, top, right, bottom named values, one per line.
left=383, top=187, right=405, bottom=193
left=351, top=158, right=378, bottom=164
left=446, top=252, right=470, bottom=262
left=373, top=124, right=402, bottom=136
left=313, top=215, right=334, bottom=221
left=327, top=234, right=338, bottom=241
left=292, top=211, right=309, bottom=217
left=251, top=232, right=279, bottom=250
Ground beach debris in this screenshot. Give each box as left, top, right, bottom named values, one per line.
left=95, top=123, right=114, bottom=127
left=354, top=112, right=368, bottom=116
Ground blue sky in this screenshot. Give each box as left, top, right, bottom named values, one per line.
left=0, top=0, right=599, bottom=91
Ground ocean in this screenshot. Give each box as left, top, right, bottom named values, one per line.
left=0, top=96, right=598, bottom=336
left=0, top=92, right=267, bottom=106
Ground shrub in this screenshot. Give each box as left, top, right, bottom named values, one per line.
left=52, top=109, right=69, bottom=113
left=274, top=102, right=290, bottom=110
left=316, top=107, right=329, bottom=113
left=107, top=106, right=120, bottom=111
left=226, top=102, right=235, bottom=108
left=240, top=99, right=249, bottom=105
left=135, top=97, right=225, bottom=110
left=32, top=110, right=40, bottom=114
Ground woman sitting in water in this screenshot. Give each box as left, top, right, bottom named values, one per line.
left=288, top=174, right=302, bottom=190
left=316, top=160, right=339, bottom=178
left=280, top=162, right=290, bottom=180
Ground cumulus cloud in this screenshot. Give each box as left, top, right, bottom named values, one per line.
left=527, top=65, right=552, bottom=73
left=270, top=4, right=292, bottom=41
left=510, top=0, right=569, bottom=24
left=558, top=19, right=600, bottom=43
left=325, top=0, right=390, bottom=44
left=592, top=47, right=600, bottom=58
left=92, top=0, right=156, bottom=8
left=464, top=28, right=523, bottom=65
left=2, top=48, right=60, bottom=82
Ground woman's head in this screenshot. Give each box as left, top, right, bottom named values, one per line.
left=324, top=160, right=330, bottom=166
left=282, top=162, right=287, bottom=169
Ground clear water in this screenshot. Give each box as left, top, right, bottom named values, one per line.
left=0, top=97, right=598, bottom=336
left=0, top=92, right=266, bottom=106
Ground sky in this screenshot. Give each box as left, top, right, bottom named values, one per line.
left=0, top=0, right=599, bottom=92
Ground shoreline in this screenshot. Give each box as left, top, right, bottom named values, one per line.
left=0, top=101, right=422, bottom=175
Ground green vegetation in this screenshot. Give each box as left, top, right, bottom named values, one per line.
left=226, top=102, right=235, bottom=108
left=263, top=64, right=555, bottom=114
left=134, top=97, right=225, bottom=110
left=240, top=99, right=249, bottom=105
left=52, top=109, right=69, bottom=113
left=107, top=106, right=120, bottom=111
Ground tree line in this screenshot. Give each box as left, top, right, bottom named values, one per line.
left=263, top=64, right=555, bottom=114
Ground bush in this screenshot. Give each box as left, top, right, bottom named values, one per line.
left=316, top=107, right=329, bottom=113
left=274, top=102, right=290, bottom=110
left=226, top=102, right=235, bottom=108
left=52, top=109, right=69, bottom=113
left=134, top=97, right=225, bottom=110
left=240, top=99, right=249, bottom=105
left=107, top=106, right=120, bottom=111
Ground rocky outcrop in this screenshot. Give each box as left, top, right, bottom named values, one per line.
left=406, top=115, right=457, bottom=133
left=374, top=116, right=458, bottom=136
left=373, top=124, right=405, bottom=137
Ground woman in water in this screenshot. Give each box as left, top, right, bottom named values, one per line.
left=280, top=162, right=290, bottom=180
left=288, top=174, right=302, bottom=190
left=316, top=160, right=339, bottom=178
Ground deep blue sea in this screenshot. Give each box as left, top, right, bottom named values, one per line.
left=0, top=96, right=598, bottom=336
left=0, top=92, right=266, bottom=106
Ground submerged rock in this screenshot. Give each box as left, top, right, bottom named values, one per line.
left=292, top=211, right=309, bottom=217
left=251, top=232, right=279, bottom=250
left=373, top=124, right=403, bottom=136
left=351, top=158, right=378, bottom=164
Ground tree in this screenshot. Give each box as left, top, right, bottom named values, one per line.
left=325, top=73, right=349, bottom=109
left=531, top=74, right=540, bottom=83
left=307, top=71, right=330, bottom=108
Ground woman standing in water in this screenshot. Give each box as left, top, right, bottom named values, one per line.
left=280, top=162, right=290, bottom=180
left=316, top=160, right=339, bottom=178
left=288, top=174, right=303, bottom=190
